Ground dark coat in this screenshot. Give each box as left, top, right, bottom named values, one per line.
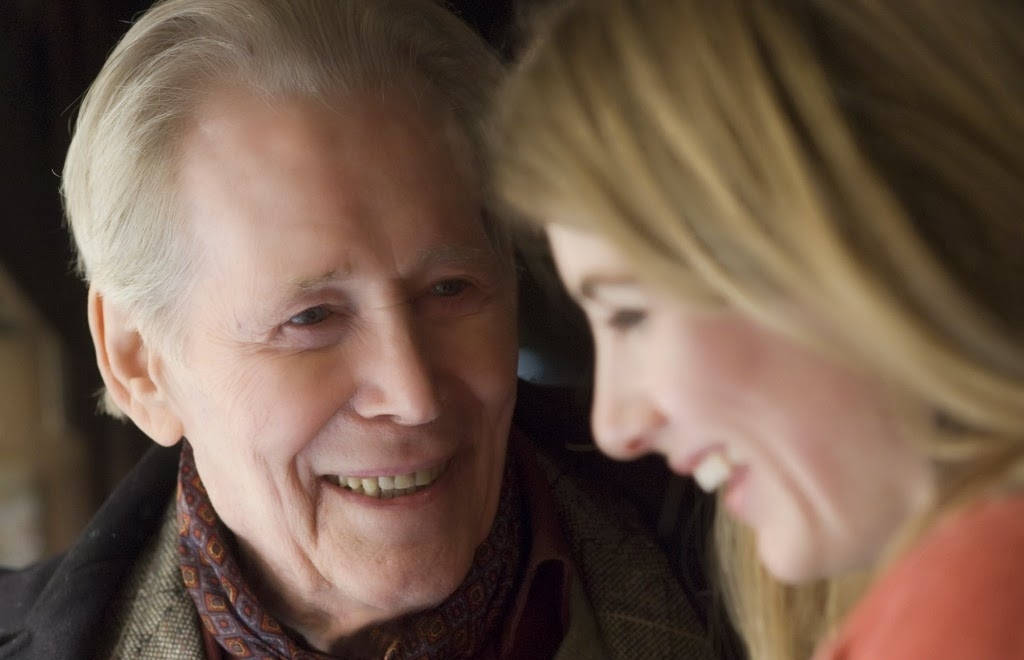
left=0, top=444, right=179, bottom=659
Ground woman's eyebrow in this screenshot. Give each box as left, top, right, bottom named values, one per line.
left=578, top=274, right=640, bottom=301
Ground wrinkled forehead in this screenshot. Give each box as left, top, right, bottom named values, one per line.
left=173, top=86, right=504, bottom=294
left=178, top=84, right=498, bottom=251
left=187, top=83, right=480, bottom=189
left=183, top=86, right=467, bottom=192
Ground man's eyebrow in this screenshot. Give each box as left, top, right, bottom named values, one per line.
left=579, top=274, right=639, bottom=301
left=415, top=244, right=493, bottom=270
left=289, top=263, right=353, bottom=290
left=285, top=246, right=491, bottom=291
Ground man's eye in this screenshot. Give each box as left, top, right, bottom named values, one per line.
left=416, top=277, right=488, bottom=319
left=288, top=306, right=330, bottom=326
left=431, top=279, right=470, bottom=297
left=608, top=308, right=647, bottom=331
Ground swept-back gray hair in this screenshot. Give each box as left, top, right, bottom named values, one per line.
left=63, top=0, right=504, bottom=353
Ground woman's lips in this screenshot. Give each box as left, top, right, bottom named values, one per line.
left=723, top=464, right=751, bottom=515
left=694, top=451, right=731, bottom=492
left=672, top=446, right=748, bottom=498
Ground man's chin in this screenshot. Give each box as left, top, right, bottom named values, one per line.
left=336, top=555, right=473, bottom=623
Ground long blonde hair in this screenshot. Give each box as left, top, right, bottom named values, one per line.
left=492, top=0, right=1024, bottom=657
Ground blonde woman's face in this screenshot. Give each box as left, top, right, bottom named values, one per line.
left=548, top=224, right=934, bottom=582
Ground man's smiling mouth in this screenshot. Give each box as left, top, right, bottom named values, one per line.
left=322, top=460, right=450, bottom=499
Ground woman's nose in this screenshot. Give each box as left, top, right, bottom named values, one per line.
left=589, top=357, right=665, bottom=460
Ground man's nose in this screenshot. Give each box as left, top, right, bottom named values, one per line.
left=350, top=312, right=441, bottom=426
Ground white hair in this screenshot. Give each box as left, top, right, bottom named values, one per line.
left=62, top=0, right=504, bottom=414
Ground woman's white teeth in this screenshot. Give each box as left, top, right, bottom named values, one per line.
left=329, top=462, right=447, bottom=499
left=694, top=451, right=732, bottom=493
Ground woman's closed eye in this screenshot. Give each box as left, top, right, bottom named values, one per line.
left=608, top=308, right=648, bottom=331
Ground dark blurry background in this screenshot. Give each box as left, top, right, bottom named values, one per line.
left=1, top=0, right=163, bottom=566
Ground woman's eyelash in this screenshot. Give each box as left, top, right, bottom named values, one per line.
left=608, top=308, right=647, bottom=330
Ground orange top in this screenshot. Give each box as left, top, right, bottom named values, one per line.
left=814, top=495, right=1024, bottom=660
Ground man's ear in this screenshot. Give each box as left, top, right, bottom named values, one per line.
left=87, top=287, right=184, bottom=446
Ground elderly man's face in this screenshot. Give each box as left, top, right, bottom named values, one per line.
left=158, top=88, right=518, bottom=638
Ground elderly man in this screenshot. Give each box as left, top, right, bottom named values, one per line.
left=0, top=1, right=715, bottom=658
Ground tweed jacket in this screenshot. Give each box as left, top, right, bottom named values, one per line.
left=92, top=454, right=713, bottom=660
left=1, top=391, right=714, bottom=659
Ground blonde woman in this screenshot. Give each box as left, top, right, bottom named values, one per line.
left=492, top=0, right=1024, bottom=658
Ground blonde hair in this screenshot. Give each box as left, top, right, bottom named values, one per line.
left=493, top=0, right=1024, bottom=657
left=63, top=0, right=504, bottom=414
